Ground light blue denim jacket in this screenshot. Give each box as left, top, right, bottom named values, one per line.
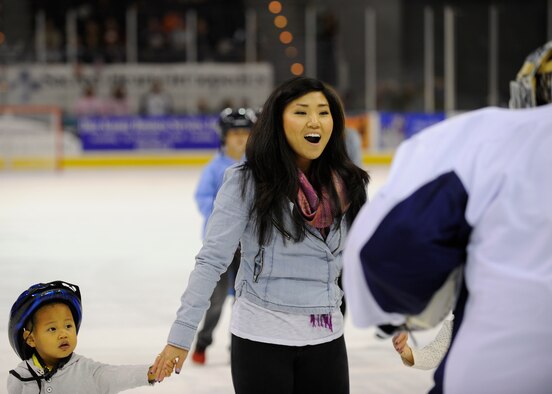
left=168, top=164, right=347, bottom=350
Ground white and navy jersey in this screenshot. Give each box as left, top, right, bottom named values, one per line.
left=344, top=104, right=552, bottom=394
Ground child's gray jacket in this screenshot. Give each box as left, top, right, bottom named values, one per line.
left=7, top=353, right=149, bottom=394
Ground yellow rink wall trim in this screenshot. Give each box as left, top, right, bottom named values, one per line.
left=61, top=155, right=213, bottom=168
left=0, top=158, right=57, bottom=170
left=363, top=153, right=394, bottom=165
left=0, top=153, right=393, bottom=170
left=62, top=153, right=394, bottom=168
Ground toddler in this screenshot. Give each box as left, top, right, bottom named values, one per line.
left=8, top=280, right=173, bottom=393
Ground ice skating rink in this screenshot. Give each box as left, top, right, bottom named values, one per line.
left=0, top=165, right=443, bottom=394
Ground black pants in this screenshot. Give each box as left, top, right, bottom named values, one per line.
left=231, top=334, right=350, bottom=394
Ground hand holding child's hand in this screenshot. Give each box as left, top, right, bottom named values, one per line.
left=148, top=360, right=175, bottom=384
left=151, top=344, right=188, bottom=382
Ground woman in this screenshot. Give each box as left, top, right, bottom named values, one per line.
left=152, top=76, right=369, bottom=394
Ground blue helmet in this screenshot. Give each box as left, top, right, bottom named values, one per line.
left=9, top=281, right=82, bottom=360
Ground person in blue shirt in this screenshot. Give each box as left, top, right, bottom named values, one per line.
left=344, top=127, right=363, bottom=167
left=190, top=107, right=256, bottom=365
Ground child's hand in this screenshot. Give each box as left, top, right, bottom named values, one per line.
left=392, top=332, right=408, bottom=353
left=148, top=359, right=176, bottom=384
left=393, top=331, right=414, bottom=365
left=162, top=359, right=176, bottom=377
left=151, top=344, right=189, bottom=382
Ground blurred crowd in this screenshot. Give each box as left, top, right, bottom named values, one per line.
left=72, top=79, right=250, bottom=118
left=36, top=0, right=247, bottom=64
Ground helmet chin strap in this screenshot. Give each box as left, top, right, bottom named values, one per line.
left=8, top=352, right=73, bottom=391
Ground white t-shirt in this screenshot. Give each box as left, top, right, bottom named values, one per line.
left=230, top=297, right=343, bottom=346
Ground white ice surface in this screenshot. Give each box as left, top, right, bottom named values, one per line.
left=0, top=166, right=440, bottom=394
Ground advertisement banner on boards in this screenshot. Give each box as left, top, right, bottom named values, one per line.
left=378, top=112, right=446, bottom=150
left=79, top=115, right=220, bottom=150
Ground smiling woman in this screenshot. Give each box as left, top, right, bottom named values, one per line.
left=282, top=91, right=334, bottom=172
left=152, top=77, right=369, bottom=394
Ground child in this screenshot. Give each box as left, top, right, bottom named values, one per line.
left=392, top=317, right=453, bottom=370
left=191, top=107, right=256, bottom=365
left=7, top=280, right=173, bottom=393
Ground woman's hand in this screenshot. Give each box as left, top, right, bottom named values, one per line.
left=151, top=344, right=189, bottom=382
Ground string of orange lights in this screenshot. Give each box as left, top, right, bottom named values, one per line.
left=268, top=0, right=304, bottom=76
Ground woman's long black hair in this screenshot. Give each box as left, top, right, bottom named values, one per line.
left=241, top=76, right=369, bottom=245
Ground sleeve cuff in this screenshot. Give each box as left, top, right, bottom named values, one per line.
left=167, top=321, right=195, bottom=351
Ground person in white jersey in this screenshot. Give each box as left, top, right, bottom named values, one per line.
left=343, top=40, right=552, bottom=394
left=151, top=77, right=369, bottom=394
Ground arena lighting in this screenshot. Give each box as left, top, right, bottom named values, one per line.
left=291, top=63, right=304, bottom=76
left=274, top=15, right=287, bottom=28
left=285, top=46, right=298, bottom=58
left=268, top=0, right=300, bottom=77
left=268, top=1, right=282, bottom=14
left=279, top=31, right=293, bottom=44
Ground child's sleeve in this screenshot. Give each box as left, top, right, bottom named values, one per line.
left=194, top=164, right=218, bottom=220
left=90, top=361, right=152, bottom=393
left=410, top=318, right=453, bottom=370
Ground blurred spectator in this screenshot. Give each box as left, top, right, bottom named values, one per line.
left=165, top=12, right=187, bottom=61
left=139, top=80, right=173, bottom=116
left=82, top=19, right=102, bottom=63
left=218, top=98, right=235, bottom=112
left=12, top=69, right=41, bottom=103
left=162, top=11, right=182, bottom=32
left=214, top=29, right=245, bottom=62
left=197, top=17, right=214, bottom=62
left=141, top=17, right=168, bottom=62
left=104, top=82, right=130, bottom=115
left=103, top=17, right=124, bottom=63
left=377, top=80, right=418, bottom=111
left=317, top=11, right=338, bottom=86
left=196, top=98, right=211, bottom=114
left=74, top=83, right=104, bottom=117
left=45, top=19, right=63, bottom=62
left=345, top=127, right=363, bottom=167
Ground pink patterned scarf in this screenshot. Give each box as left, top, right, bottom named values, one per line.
left=297, top=170, right=349, bottom=332
left=297, top=170, right=349, bottom=239
left=297, top=170, right=349, bottom=331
